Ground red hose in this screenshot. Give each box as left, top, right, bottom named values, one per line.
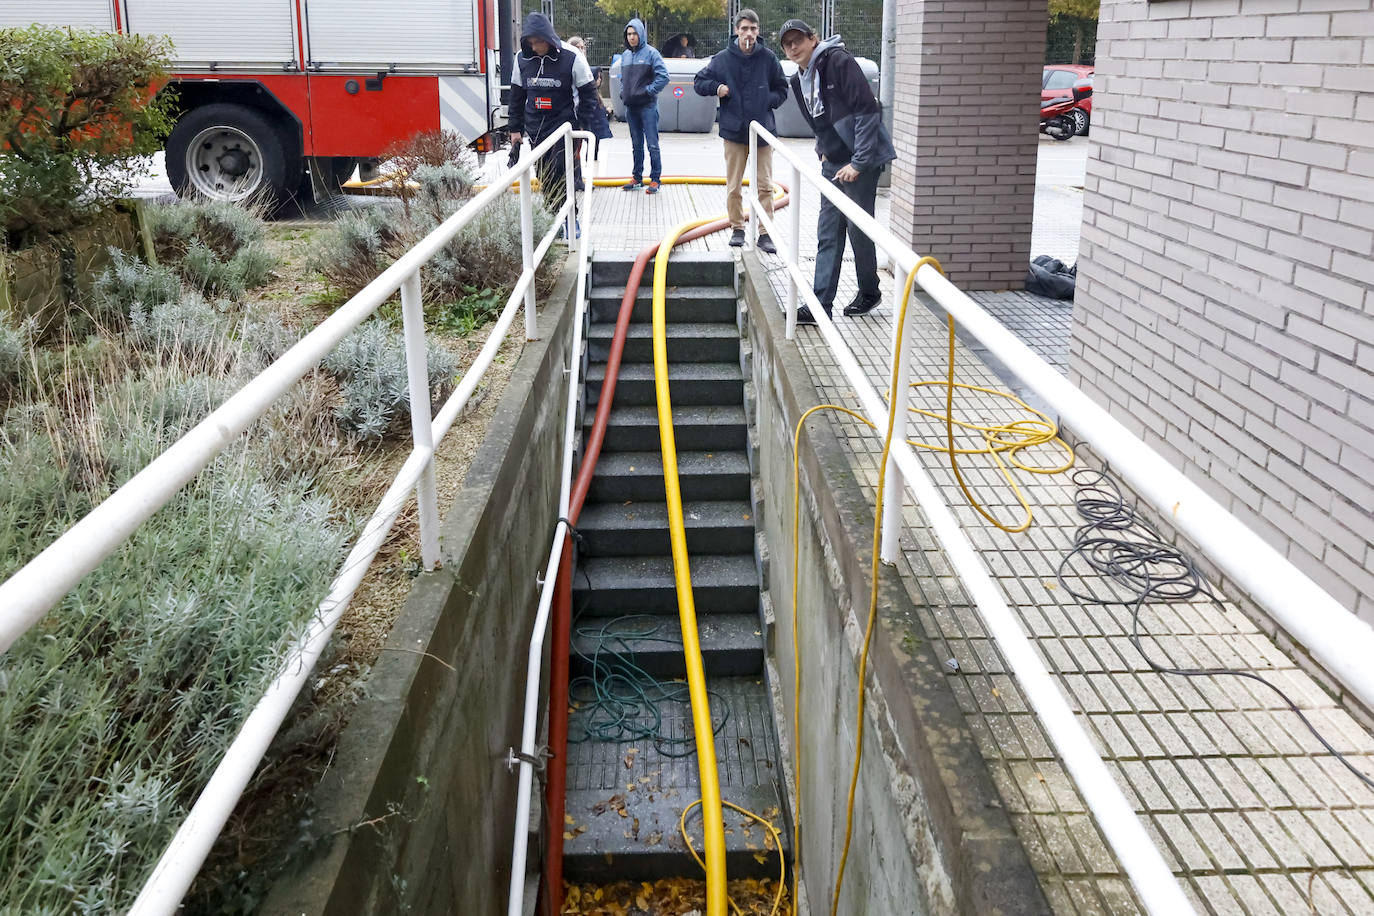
left=542, top=192, right=789, bottom=915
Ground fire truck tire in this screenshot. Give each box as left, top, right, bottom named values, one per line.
left=327, top=157, right=360, bottom=189
left=166, top=104, right=298, bottom=206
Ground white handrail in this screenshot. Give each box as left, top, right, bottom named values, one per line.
left=0, top=122, right=588, bottom=912
left=745, top=124, right=1197, bottom=914
left=505, top=136, right=594, bottom=916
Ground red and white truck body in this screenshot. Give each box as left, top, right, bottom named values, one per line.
left=1, top=0, right=508, bottom=201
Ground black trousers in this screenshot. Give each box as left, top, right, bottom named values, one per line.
left=814, top=160, right=882, bottom=309
left=535, top=138, right=568, bottom=220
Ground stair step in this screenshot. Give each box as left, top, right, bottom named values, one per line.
left=573, top=554, right=759, bottom=616
left=590, top=251, right=736, bottom=290
left=585, top=362, right=743, bottom=408
left=587, top=321, right=740, bottom=364
left=591, top=405, right=746, bottom=452
left=570, top=613, right=764, bottom=678
left=563, top=676, right=788, bottom=882
left=588, top=285, right=738, bottom=324
left=587, top=451, right=750, bottom=502
left=577, top=500, right=755, bottom=557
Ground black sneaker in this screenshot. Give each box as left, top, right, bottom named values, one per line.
left=842, top=293, right=881, bottom=317
left=622, top=179, right=643, bottom=191
left=757, top=233, right=776, bottom=254
left=729, top=229, right=746, bottom=247
left=794, top=305, right=831, bottom=326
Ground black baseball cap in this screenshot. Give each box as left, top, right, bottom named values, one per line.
left=778, top=19, right=815, bottom=42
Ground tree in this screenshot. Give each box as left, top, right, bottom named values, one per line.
left=1048, top=0, right=1099, bottom=64
left=594, top=0, right=726, bottom=49
left=0, top=26, right=175, bottom=246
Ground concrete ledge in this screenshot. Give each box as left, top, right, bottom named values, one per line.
left=262, top=257, right=579, bottom=916
left=738, top=252, right=1049, bottom=915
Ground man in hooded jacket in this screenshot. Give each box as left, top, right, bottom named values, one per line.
left=694, top=8, right=787, bottom=253
left=780, top=19, right=897, bottom=325
left=617, top=18, right=669, bottom=193
left=508, top=13, right=600, bottom=222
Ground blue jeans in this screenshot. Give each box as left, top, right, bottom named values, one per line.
left=814, top=159, right=882, bottom=309
left=626, top=104, right=662, bottom=183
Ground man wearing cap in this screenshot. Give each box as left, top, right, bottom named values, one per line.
left=694, top=8, right=788, bottom=253
left=779, top=19, right=896, bottom=325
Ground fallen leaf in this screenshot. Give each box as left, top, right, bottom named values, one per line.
left=754, top=851, right=769, bottom=864
left=646, top=831, right=662, bottom=845
left=565, top=814, right=576, bottom=825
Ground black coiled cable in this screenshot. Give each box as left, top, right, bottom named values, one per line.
left=1056, top=465, right=1374, bottom=793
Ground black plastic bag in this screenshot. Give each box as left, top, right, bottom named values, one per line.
left=1026, top=255, right=1076, bottom=300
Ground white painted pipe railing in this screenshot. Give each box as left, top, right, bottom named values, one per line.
left=0, top=123, right=589, bottom=913
left=505, top=137, right=594, bottom=916
left=747, top=123, right=1244, bottom=915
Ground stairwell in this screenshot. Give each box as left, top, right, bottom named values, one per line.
left=562, top=251, right=790, bottom=883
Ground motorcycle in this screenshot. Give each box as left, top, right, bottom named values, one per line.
left=1040, top=79, right=1092, bottom=141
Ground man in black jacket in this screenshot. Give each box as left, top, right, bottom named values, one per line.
left=780, top=19, right=897, bottom=325
left=694, top=9, right=788, bottom=253
left=508, top=13, right=601, bottom=224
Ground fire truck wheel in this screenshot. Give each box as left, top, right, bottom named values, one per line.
left=327, top=157, right=360, bottom=190
left=167, top=104, right=296, bottom=206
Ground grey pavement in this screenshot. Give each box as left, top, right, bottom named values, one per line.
left=583, top=129, right=1374, bottom=915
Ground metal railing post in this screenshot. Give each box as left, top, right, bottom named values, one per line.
left=400, top=269, right=441, bottom=570
left=747, top=128, right=759, bottom=249
left=880, top=264, right=911, bottom=564
left=520, top=149, right=538, bottom=340
left=786, top=159, right=801, bottom=340
left=563, top=136, right=577, bottom=251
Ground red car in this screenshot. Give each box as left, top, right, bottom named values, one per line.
left=1043, top=64, right=1093, bottom=135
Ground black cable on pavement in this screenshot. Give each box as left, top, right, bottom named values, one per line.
left=1056, top=462, right=1374, bottom=793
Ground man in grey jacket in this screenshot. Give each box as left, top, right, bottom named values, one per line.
left=780, top=19, right=897, bottom=325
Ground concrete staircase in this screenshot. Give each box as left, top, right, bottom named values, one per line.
left=562, top=251, right=789, bottom=882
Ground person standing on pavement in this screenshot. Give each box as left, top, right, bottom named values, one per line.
left=508, top=13, right=601, bottom=224
left=618, top=18, right=669, bottom=194
left=693, top=8, right=787, bottom=254
left=564, top=35, right=613, bottom=189
left=779, top=19, right=896, bottom=325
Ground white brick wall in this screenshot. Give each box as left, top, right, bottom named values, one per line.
left=1072, top=0, right=1374, bottom=623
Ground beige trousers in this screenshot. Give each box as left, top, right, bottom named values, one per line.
left=723, top=140, right=774, bottom=232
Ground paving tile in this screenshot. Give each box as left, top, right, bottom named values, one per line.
left=1245, top=809, right=1314, bottom=870
left=1226, top=873, right=1284, bottom=916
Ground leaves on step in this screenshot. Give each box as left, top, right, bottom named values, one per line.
left=562, top=877, right=790, bottom=915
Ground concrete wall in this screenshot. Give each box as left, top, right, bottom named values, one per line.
left=262, top=260, right=578, bottom=915
left=738, top=254, right=1050, bottom=914
left=889, top=0, right=1046, bottom=289
left=1071, top=0, right=1374, bottom=624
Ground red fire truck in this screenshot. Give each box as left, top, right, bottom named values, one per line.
left=0, top=0, right=510, bottom=203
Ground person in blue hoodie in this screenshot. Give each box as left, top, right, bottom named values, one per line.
left=618, top=18, right=669, bottom=193
left=508, top=13, right=601, bottom=223
left=780, top=19, right=897, bottom=326
left=693, top=8, right=787, bottom=253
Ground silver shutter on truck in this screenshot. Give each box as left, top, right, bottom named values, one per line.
left=305, top=0, right=478, bottom=72
left=0, top=1, right=114, bottom=29
left=123, top=0, right=298, bottom=70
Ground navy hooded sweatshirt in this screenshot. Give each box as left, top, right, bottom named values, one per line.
left=508, top=13, right=600, bottom=143
left=693, top=36, right=788, bottom=145
left=617, top=18, right=669, bottom=110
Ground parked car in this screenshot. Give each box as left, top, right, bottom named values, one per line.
left=1043, top=64, right=1093, bottom=135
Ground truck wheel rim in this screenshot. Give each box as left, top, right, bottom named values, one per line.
left=186, top=125, right=265, bottom=201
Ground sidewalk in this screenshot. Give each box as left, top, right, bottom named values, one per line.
left=585, top=130, right=1374, bottom=915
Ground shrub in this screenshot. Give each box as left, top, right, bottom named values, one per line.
left=309, top=194, right=552, bottom=322
left=0, top=26, right=174, bottom=245
left=0, top=315, right=26, bottom=390
left=377, top=129, right=478, bottom=217
left=321, top=319, right=458, bottom=439
left=92, top=249, right=183, bottom=326
left=145, top=198, right=278, bottom=298
left=0, top=367, right=351, bottom=913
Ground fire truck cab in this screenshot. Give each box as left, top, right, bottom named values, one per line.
left=1, top=0, right=508, bottom=204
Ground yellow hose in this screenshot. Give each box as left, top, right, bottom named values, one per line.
left=652, top=215, right=732, bottom=916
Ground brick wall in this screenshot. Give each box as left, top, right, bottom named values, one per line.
left=1071, top=0, right=1374, bottom=623
left=889, top=0, right=1046, bottom=289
